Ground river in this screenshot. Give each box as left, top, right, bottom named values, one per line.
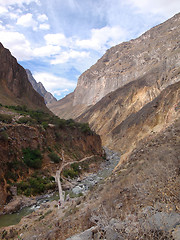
left=0, top=148, right=120, bottom=228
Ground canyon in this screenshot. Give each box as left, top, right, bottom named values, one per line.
left=0, top=12, right=180, bottom=240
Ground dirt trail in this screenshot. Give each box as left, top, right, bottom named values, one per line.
left=55, top=152, right=97, bottom=205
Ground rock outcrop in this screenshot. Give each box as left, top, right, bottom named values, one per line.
left=0, top=43, right=49, bottom=112
left=49, top=12, right=180, bottom=119
left=26, top=69, right=57, bottom=105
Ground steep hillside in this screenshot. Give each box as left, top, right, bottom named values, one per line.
left=26, top=69, right=57, bottom=105
left=0, top=43, right=48, bottom=112
left=77, top=72, right=180, bottom=150
left=47, top=92, right=90, bottom=119
left=0, top=105, right=103, bottom=211
left=49, top=12, right=180, bottom=119
left=2, top=115, right=179, bottom=239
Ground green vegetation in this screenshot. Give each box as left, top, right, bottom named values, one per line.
left=4, top=171, right=18, bottom=182
left=16, top=175, right=56, bottom=196
left=16, top=116, right=36, bottom=125
left=48, top=152, right=62, bottom=163
left=0, top=113, right=13, bottom=123
left=1, top=104, right=94, bottom=134
left=22, top=148, right=42, bottom=169
left=63, top=162, right=81, bottom=179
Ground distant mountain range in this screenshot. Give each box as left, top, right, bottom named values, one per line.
left=26, top=69, right=57, bottom=105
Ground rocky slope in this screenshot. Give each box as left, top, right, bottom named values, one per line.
left=0, top=43, right=48, bottom=112
left=1, top=117, right=179, bottom=239
left=0, top=106, right=103, bottom=211
left=26, top=69, right=57, bottom=105
left=77, top=74, right=180, bottom=151
left=47, top=92, right=90, bottom=119
left=49, top=12, right=180, bottom=119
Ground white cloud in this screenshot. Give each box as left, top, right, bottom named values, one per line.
left=0, top=0, right=40, bottom=6
left=0, top=31, right=32, bottom=60
left=39, top=23, right=50, bottom=30
left=126, top=0, right=180, bottom=17
left=53, top=89, right=69, bottom=97
left=76, top=26, right=127, bottom=52
left=0, top=24, right=5, bottom=30
left=16, top=13, right=38, bottom=30
left=51, top=50, right=89, bottom=64
left=0, top=6, right=8, bottom=15
left=37, top=14, right=48, bottom=22
left=44, top=33, right=70, bottom=47
left=9, top=12, right=19, bottom=19
left=33, top=45, right=60, bottom=57
left=33, top=72, right=76, bottom=93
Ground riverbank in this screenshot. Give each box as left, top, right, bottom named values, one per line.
left=0, top=148, right=120, bottom=234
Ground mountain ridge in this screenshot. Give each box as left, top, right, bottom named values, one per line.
left=0, top=43, right=49, bottom=112
left=26, top=69, right=57, bottom=105
left=49, top=12, right=180, bottom=120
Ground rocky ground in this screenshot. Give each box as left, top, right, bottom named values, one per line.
left=0, top=148, right=120, bottom=239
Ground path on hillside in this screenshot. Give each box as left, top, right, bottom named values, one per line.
left=55, top=152, right=97, bottom=205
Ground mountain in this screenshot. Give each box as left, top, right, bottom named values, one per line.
left=0, top=43, right=48, bottom=112
left=49, top=12, right=180, bottom=120
left=0, top=43, right=103, bottom=211
left=0, top=14, right=180, bottom=240
left=26, top=69, right=57, bottom=105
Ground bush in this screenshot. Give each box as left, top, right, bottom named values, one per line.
left=17, top=116, right=35, bottom=125
left=0, top=114, right=13, bottom=123
left=71, top=163, right=81, bottom=173
left=48, top=152, right=62, bottom=163
left=4, top=170, right=18, bottom=182
left=79, top=122, right=91, bottom=133
left=63, top=168, right=79, bottom=179
left=22, top=148, right=42, bottom=169
left=16, top=174, right=56, bottom=196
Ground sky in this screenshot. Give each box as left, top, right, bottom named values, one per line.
left=0, top=0, right=180, bottom=100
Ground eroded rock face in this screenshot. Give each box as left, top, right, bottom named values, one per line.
left=49, top=13, right=180, bottom=121
left=26, top=69, right=57, bottom=105
left=73, top=13, right=180, bottom=106
left=0, top=43, right=48, bottom=111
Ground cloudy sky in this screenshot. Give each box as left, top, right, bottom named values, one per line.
left=0, top=0, right=180, bottom=100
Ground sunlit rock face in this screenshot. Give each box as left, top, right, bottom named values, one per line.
left=73, top=13, right=180, bottom=106
left=49, top=13, right=180, bottom=123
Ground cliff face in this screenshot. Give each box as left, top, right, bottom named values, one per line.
left=73, top=13, right=180, bottom=106
left=49, top=13, right=180, bottom=120
left=0, top=43, right=48, bottom=112
left=26, top=69, right=57, bottom=105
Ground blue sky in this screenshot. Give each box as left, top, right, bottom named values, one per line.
left=0, top=0, right=180, bottom=100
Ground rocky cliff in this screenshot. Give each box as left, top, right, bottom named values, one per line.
left=73, top=12, right=180, bottom=106
left=26, top=69, right=57, bottom=105
left=0, top=43, right=48, bottom=112
left=49, top=12, right=180, bottom=119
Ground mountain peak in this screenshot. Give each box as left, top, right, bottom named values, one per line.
left=26, top=69, right=57, bottom=105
